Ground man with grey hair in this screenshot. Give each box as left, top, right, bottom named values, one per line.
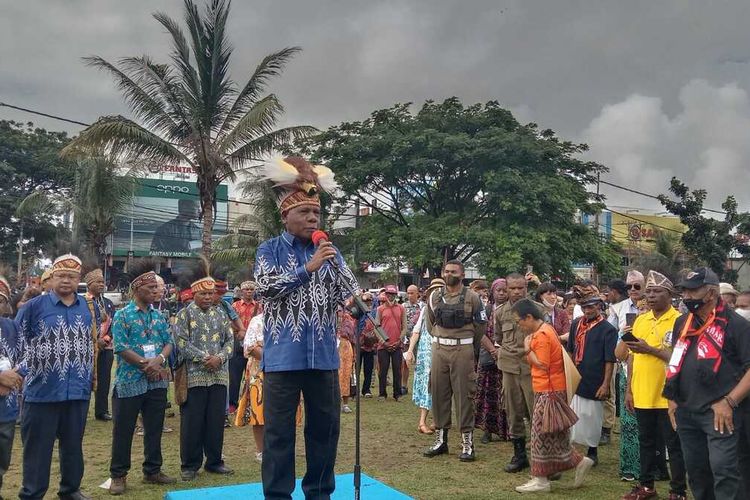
left=663, top=267, right=750, bottom=500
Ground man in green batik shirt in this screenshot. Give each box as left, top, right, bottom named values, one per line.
left=173, top=276, right=234, bottom=481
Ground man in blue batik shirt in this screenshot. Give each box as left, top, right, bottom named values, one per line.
left=108, top=269, right=176, bottom=495
left=16, top=254, right=95, bottom=500
left=255, top=156, right=359, bottom=500
left=0, top=276, right=24, bottom=499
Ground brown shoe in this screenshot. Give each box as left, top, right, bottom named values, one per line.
left=622, top=485, right=657, bottom=500
left=143, top=472, right=177, bottom=485
left=109, top=477, right=126, bottom=496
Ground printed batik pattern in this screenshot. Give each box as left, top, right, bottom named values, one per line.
left=254, top=232, right=359, bottom=372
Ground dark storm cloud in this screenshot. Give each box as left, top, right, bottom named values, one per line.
left=4, top=1, right=750, bottom=208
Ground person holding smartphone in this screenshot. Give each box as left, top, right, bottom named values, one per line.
left=616, top=271, right=687, bottom=500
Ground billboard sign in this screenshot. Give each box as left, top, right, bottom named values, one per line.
left=112, top=179, right=229, bottom=258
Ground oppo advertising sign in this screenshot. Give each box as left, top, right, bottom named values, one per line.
left=112, top=178, right=229, bottom=258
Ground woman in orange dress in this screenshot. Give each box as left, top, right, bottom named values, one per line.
left=512, top=299, right=594, bottom=494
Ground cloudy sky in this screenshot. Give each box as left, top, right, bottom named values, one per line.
left=3, top=0, right=750, bottom=212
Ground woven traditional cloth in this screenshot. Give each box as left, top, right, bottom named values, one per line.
left=240, top=281, right=257, bottom=290
left=51, top=254, right=82, bottom=275
left=191, top=277, right=216, bottom=293
left=646, top=270, right=673, bottom=292
left=130, top=271, right=157, bottom=290
left=84, top=269, right=104, bottom=286
left=530, top=390, right=583, bottom=477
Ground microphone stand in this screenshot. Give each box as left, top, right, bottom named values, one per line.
left=330, top=263, right=387, bottom=500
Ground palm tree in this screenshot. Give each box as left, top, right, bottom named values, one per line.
left=17, top=156, right=135, bottom=264
left=62, top=0, right=315, bottom=254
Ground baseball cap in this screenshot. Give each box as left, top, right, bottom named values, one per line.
left=678, top=267, right=720, bottom=290
left=384, top=284, right=398, bottom=294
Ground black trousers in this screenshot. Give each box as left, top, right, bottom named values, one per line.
left=359, top=350, right=375, bottom=395
left=635, top=408, right=687, bottom=495
left=179, top=384, right=227, bottom=472
left=228, top=354, right=247, bottom=408
left=110, top=388, right=167, bottom=478
left=95, top=349, right=114, bottom=417
left=19, top=400, right=88, bottom=500
left=676, top=407, right=741, bottom=500
left=377, top=348, right=402, bottom=398
left=0, top=420, right=15, bottom=493
left=263, top=370, right=340, bottom=500
left=736, top=403, right=750, bottom=499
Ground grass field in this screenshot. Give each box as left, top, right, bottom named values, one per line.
left=2, top=388, right=662, bottom=500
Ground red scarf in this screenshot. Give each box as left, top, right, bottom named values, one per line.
left=666, top=302, right=727, bottom=380
left=574, top=314, right=603, bottom=365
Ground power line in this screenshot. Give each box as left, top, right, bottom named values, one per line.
left=599, top=178, right=727, bottom=215
left=0, top=102, right=90, bottom=127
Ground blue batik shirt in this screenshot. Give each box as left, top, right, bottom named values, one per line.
left=16, top=292, right=94, bottom=403
left=112, top=301, right=173, bottom=398
left=0, top=318, right=24, bottom=422
left=254, top=231, right=359, bottom=372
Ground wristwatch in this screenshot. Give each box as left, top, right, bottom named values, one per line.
left=158, top=353, right=167, bottom=365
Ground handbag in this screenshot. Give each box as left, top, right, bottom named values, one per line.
left=561, top=345, right=581, bottom=404
left=539, top=389, right=579, bottom=435
left=173, top=308, right=191, bottom=406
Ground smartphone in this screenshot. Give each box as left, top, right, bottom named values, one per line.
left=526, top=264, right=534, bottom=275
left=625, top=313, right=637, bottom=328
left=621, top=330, right=638, bottom=343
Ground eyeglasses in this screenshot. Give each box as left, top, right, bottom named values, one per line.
left=627, top=284, right=642, bottom=291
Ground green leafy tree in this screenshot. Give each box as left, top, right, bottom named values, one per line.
left=17, top=156, right=136, bottom=264
left=63, top=0, right=315, bottom=254
left=299, top=98, right=621, bottom=280
left=0, top=120, right=74, bottom=278
left=658, top=177, right=750, bottom=282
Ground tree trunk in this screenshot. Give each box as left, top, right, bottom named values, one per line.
left=202, top=199, right=215, bottom=256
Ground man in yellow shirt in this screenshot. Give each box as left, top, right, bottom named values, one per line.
left=618, top=271, right=687, bottom=500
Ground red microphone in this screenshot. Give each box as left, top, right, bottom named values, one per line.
left=311, top=230, right=338, bottom=268
left=311, top=229, right=329, bottom=246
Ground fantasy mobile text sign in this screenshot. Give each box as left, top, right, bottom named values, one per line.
left=112, top=179, right=229, bottom=258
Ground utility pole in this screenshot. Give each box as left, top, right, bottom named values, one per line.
left=592, top=172, right=601, bottom=285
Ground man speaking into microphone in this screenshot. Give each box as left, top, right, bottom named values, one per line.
left=254, top=157, right=359, bottom=500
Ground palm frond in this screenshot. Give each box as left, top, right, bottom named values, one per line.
left=16, top=191, right=67, bottom=219
left=118, top=56, right=196, bottom=140
left=211, top=231, right=259, bottom=265
left=226, top=125, right=318, bottom=166
left=152, top=9, right=202, bottom=107
left=82, top=56, right=180, bottom=137
left=62, top=116, right=192, bottom=167
left=216, top=94, right=284, bottom=154
left=218, top=46, right=302, bottom=136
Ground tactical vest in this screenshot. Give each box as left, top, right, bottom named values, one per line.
left=433, top=287, right=474, bottom=329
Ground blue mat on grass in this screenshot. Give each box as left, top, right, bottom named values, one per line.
left=164, top=473, right=413, bottom=499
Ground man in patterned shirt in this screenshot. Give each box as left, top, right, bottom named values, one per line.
left=0, top=276, right=24, bottom=499
left=173, top=274, right=234, bottom=481
left=17, top=254, right=95, bottom=500
left=83, top=268, right=116, bottom=422
left=255, top=156, right=358, bottom=499
left=108, top=267, right=176, bottom=495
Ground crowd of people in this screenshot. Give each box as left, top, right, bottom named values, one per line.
left=2, top=155, right=750, bottom=500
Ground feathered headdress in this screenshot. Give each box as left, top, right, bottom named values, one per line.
left=186, top=255, right=215, bottom=293
left=261, top=156, right=337, bottom=214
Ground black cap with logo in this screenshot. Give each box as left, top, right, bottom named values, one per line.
left=677, top=267, right=720, bottom=290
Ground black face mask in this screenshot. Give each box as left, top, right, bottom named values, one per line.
left=682, top=299, right=704, bottom=314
